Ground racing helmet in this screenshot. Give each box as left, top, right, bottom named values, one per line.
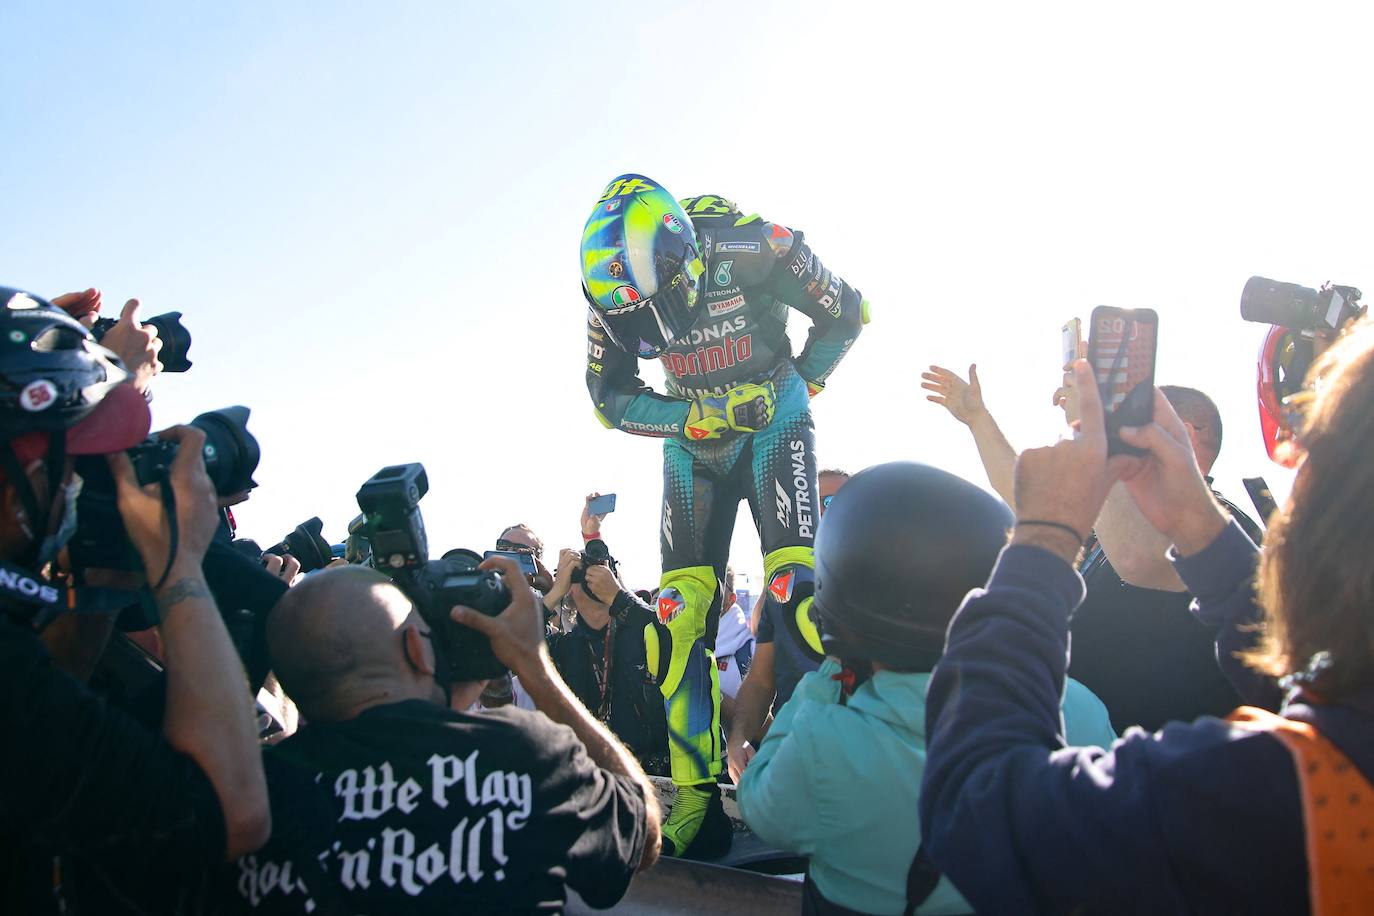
left=1257, top=324, right=1314, bottom=468
left=580, top=174, right=705, bottom=358
left=812, top=461, right=1013, bottom=671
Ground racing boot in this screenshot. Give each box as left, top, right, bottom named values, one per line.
left=661, top=782, right=733, bottom=860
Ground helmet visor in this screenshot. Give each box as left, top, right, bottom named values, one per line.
left=584, top=262, right=701, bottom=358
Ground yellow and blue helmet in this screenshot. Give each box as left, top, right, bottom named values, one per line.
left=580, top=174, right=705, bottom=358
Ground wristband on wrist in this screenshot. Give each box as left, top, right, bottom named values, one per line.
left=1015, top=519, right=1087, bottom=544
left=581, top=530, right=599, bottom=541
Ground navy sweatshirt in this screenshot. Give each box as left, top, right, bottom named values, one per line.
left=919, top=521, right=1374, bottom=914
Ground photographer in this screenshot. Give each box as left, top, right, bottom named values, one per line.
left=919, top=338, right=1374, bottom=913
left=0, top=289, right=268, bottom=911
left=237, top=557, right=659, bottom=913
left=922, top=362, right=1260, bottom=731
left=547, top=544, right=671, bottom=777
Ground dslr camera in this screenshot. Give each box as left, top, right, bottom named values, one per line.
left=69, top=406, right=260, bottom=572
left=356, top=463, right=511, bottom=683
left=1241, top=277, right=1364, bottom=332
left=570, top=537, right=617, bottom=599
left=264, top=517, right=333, bottom=573
left=93, top=311, right=194, bottom=373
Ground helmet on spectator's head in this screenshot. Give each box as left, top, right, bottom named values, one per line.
left=0, top=287, right=151, bottom=593
left=813, top=461, right=1013, bottom=672
left=1258, top=324, right=1315, bottom=468
left=580, top=174, right=705, bottom=358
left=0, top=287, right=150, bottom=469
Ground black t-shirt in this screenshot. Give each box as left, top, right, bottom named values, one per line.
left=1068, top=558, right=1242, bottom=733
left=226, top=699, right=646, bottom=915
left=0, top=616, right=226, bottom=914
left=547, top=607, right=669, bottom=776
left=1068, top=491, right=1264, bottom=733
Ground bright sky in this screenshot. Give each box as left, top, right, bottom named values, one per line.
left=3, top=1, right=1371, bottom=590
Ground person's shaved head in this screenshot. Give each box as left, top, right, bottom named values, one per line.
left=1161, top=385, right=1223, bottom=472
left=268, top=565, right=432, bottom=722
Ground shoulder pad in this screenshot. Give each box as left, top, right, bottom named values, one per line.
left=761, top=222, right=796, bottom=259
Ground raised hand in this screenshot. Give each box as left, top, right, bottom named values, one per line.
left=921, top=364, right=988, bottom=426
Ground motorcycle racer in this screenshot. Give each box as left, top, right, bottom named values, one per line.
left=580, top=173, right=868, bottom=857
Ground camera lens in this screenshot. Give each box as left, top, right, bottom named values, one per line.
left=191, top=405, right=260, bottom=495
left=1240, top=277, right=1323, bottom=330
left=267, top=517, right=332, bottom=573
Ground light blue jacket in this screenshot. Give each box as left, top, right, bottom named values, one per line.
left=737, top=659, right=1116, bottom=914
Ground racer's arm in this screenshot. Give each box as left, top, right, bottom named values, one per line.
left=763, top=226, right=868, bottom=393
left=585, top=311, right=688, bottom=437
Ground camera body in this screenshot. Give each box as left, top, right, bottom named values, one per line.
left=356, top=463, right=510, bottom=683
left=1241, top=277, right=1364, bottom=332
left=69, top=406, right=260, bottom=573
left=570, top=537, right=613, bottom=586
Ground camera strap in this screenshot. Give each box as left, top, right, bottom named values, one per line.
left=149, top=465, right=179, bottom=591
left=0, top=433, right=63, bottom=566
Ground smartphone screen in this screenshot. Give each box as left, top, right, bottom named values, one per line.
left=1086, top=306, right=1158, bottom=455
left=483, top=550, right=538, bottom=576
left=1061, top=318, right=1082, bottom=370
left=587, top=493, right=617, bottom=516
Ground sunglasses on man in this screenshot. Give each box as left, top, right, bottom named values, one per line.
left=495, top=538, right=542, bottom=560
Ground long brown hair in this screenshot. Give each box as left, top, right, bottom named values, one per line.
left=1247, top=316, right=1374, bottom=697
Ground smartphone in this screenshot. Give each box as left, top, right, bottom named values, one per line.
left=1061, top=318, right=1083, bottom=370
left=1086, top=306, right=1158, bottom=455
left=587, top=493, right=617, bottom=516
left=483, top=550, right=538, bottom=577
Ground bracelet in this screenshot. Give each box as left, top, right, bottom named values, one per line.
left=582, top=531, right=599, bottom=542
left=1016, top=519, right=1086, bottom=544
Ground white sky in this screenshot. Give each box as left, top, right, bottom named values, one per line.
left=3, top=1, right=1371, bottom=589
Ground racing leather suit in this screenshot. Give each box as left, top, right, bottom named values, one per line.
left=585, top=194, right=867, bottom=796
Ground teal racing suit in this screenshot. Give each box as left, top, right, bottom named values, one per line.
left=585, top=194, right=868, bottom=795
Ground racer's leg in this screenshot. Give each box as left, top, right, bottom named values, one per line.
left=647, top=439, right=732, bottom=856
left=747, top=409, right=824, bottom=701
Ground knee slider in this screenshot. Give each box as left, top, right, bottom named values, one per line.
left=645, top=568, right=721, bottom=690
left=763, top=549, right=822, bottom=661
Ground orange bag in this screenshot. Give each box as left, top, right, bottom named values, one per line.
left=1229, top=706, right=1374, bottom=915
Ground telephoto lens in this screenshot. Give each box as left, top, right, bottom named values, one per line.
left=1241, top=277, right=1363, bottom=332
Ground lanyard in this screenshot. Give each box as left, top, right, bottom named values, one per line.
left=587, top=620, right=616, bottom=722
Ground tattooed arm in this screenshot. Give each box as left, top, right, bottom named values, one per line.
left=110, top=425, right=271, bottom=859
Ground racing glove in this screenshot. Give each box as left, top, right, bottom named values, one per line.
left=683, top=381, right=777, bottom=441
left=804, top=379, right=824, bottom=398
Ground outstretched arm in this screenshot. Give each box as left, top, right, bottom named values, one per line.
left=921, top=364, right=1017, bottom=507
left=454, top=557, right=662, bottom=871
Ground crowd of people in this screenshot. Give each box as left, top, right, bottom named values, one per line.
left=3, top=179, right=1372, bottom=914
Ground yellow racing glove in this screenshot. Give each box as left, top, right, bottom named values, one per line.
left=683, top=381, right=777, bottom=441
